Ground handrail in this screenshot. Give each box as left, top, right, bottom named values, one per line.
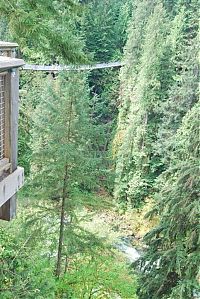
left=22, top=61, right=125, bottom=72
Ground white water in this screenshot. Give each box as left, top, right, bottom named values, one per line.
left=114, top=237, right=141, bottom=263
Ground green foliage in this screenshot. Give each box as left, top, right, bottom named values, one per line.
left=0, top=224, right=56, bottom=299
left=17, top=67, right=138, bottom=296
left=114, top=1, right=199, bottom=297
left=1, top=1, right=139, bottom=298
left=114, top=0, right=199, bottom=207
left=155, top=1, right=199, bottom=164
left=114, top=1, right=169, bottom=207
left=0, top=213, right=138, bottom=299
left=82, top=0, right=132, bottom=193
left=139, top=102, right=200, bottom=299
left=82, top=0, right=131, bottom=62
left=29, top=72, right=99, bottom=200
left=18, top=72, right=46, bottom=175
left=2, top=0, right=199, bottom=298
left=57, top=250, right=138, bottom=298
left=0, top=0, right=85, bottom=63
left=88, top=68, right=121, bottom=194
left=27, top=71, right=115, bottom=278
left=0, top=18, right=10, bottom=40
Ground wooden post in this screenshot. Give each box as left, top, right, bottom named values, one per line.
left=0, top=68, right=19, bottom=220
left=0, top=41, right=18, bottom=58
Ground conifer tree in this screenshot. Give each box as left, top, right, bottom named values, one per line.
left=114, top=0, right=199, bottom=208
left=138, top=2, right=200, bottom=298
left=0, top=0, right=85, bottom=63
left=114, top=1, right=170, bottom=207
left=83, top=0, right=130, bottom=62
left=29, top=72, right=99, bottom=277
left=139, top=101, right=200, bottom=299
left=82, top=0, right=131, bottom=192
left=156, top=0, right=199, bottom=165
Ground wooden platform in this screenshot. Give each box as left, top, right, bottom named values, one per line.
left=0, top=56, right=25, bottom=72
left=0, top=167, right=24, bottom=208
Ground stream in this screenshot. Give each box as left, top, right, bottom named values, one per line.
left=114, top=236, right=141, bottom=263
left=114, top=237, right=200, bottom=299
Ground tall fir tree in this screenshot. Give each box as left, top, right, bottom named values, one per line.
left=19, top=71, right=138, bottom=298
left=113, top=0, right=199, bottom=208
left=139, top=101, right=200, bottom=299
left=114, top=1, right=170, bottom=207
left=82, top=0, right=131, bottom=192
left=156, top=0, right=199, bottom=164
left=138, top=1, right=200, bottom=298
left=29, top=72, right=100, bottom=277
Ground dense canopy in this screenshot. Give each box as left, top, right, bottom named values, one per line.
left=0, top=0, right=199, bottom=298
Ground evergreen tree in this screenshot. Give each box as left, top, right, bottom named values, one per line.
left=0, top=220, right=138, bottom=298
left=16, top=71, right=138, bottom=298
left=156, top=0, right=199, bottom=164
left=29, top=72, right=99, bottom=277
left=114, top=1, right=170, bottom=207
left=0, top=0, right=85, bottom=63
left=83, top=0, right=130, bottom=62
left=137, top=2, right=200, bottom=298
left=139, top=101, right=200, bottom=299
left=82, top=0, right=131, bottom=193
left=114, top=0, right=199, bottom=208
left=18, top=72, right=47, bottom=175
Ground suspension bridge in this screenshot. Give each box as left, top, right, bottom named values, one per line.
left=22, top=61, right=125, bottom=72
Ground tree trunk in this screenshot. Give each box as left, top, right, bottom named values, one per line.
left=55, top=95, right=74, bottom=277
left=55, top=165, right=68, bottom=277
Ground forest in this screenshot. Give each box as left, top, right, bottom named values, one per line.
left=0, top=0, right=199, bottom=298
